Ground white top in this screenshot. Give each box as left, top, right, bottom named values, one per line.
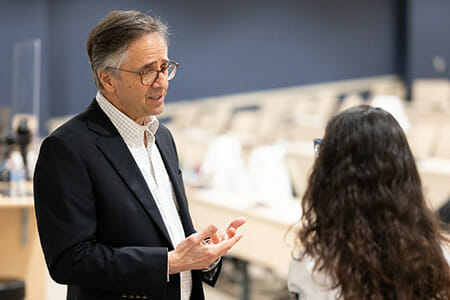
left=288, top=246, right=450, bottom=299
left=288, top=254, right=338, bottom=300
left=96, top=92, right=192, bottom=300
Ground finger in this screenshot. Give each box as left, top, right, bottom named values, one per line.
left=226, top=227, right=236, bottom=239
left=210, top=232, right=220, bottom=244
left=226, top=232, right=243, bottom=247
left=227, top=217, right=246, bottom=231
left=207, top=233, right=243, bottom=259
left=220, top=232, right=227, bottom=241
left=217, top=233, right=243, bottom=255
left=190, top=224, right=218, bottom=245
left=213, top=232, right=243, bottom=250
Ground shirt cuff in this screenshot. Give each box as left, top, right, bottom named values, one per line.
left=167, top=249, right=170, bottom=282
left=203, top=257, right=221, bottom=272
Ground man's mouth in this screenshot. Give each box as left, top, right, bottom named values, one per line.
left=149, top=95, right=162, bottom=100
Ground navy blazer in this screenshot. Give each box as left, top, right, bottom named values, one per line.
left=34, top=100, right=220, bottom=300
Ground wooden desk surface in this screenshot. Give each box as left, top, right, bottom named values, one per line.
left=0, top=196, right=34, bottom=208
left=187, top=187, right=301, bottom=277
left=0, top=181, right=45, bottom=300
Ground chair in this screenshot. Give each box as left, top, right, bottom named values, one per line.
left=227, top=107, right=261, bottom=146
left=370, top=95, right=410, bottom=133
left=285, top=141, right=316, bottom=199
left=433, top=123, right=450, bottom=159
left=338, top=93, right=365, bottom=112
left=371, top=80, right=406, bottom=99
left=196, top=102, right=233, bottom=135
left=418, top=158, right=450, bottom=210
left=412, top=79, right=450, bottom=111
left=313, top=90, right=339, bottom=119
left=406, top=120, right=439, bottom=159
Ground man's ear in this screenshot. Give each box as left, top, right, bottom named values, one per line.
left=99, top=70, right=116, bottom=93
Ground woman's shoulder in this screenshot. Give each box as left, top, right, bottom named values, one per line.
left=288, top=253, right=338, bottom=300
left=441, top=243, right=450, bottom=265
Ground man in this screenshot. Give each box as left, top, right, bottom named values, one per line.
left=34, top=10, right=245, bottom=300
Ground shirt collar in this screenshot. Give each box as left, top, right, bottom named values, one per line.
left=95, top=91, right=159, bottom=145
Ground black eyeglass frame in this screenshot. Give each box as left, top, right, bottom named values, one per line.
left=107, top=61, right=179, bottom=86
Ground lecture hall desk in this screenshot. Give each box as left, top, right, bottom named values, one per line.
left=0, top=183, right=45, bottom=300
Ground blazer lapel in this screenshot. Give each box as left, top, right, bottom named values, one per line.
left=155, top=131, right=195, bottom=235
left=86, top=101, right=173, bottom=246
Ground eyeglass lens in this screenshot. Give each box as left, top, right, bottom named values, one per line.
left=142, top=65, right=177, bottom=85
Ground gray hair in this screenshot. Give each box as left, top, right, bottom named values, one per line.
left=87, top=10, right=169, bottom=90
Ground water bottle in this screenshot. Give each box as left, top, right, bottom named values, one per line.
left=9, top=151, right=27, bottom=198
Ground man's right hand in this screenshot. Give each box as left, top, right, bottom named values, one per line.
left=168, top=219, right=245, bottom=274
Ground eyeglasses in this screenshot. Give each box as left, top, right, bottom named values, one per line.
left=107, top=61, right=179, bottom=86
left=313, top=138, right=322, bottom=157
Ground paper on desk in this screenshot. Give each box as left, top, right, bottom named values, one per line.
left=192, top=188, right=258, bottom=211
left=251, top=199, right=302, bottom=225
left=248, top=144, right=293, bottom=206
left=199, top=135, right=249, bottom=192
left=371, top=95, right=410, bottom=133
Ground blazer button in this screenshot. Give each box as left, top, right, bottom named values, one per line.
left=121, top=294, right=128, bottom=298
left=129, top=296, right=135, bottom=299
left=142, top=297, right=148, bottom=299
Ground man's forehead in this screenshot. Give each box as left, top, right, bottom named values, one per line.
left=128, top=32, right=167, bottom=51
left=123, top=33, right=168, bottom=66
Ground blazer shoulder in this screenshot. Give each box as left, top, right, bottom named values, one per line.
left=46, top=100, right=101, bottom=145
left=48, top=112, right=88, bottom=139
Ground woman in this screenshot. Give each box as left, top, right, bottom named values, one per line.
left=289, top=105, right=450, bottom=299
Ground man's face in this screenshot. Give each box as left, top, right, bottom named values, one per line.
left=105, top=32, right=169, bottom=123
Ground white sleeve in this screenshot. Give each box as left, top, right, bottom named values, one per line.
left=288, top=256, right=338, bottom=300
left=288, top=258, right=308, bottom=300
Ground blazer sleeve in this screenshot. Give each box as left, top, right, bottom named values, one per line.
left=201, top=259, right=222, bottom=287
left=34, top=134, right=168, bottom=299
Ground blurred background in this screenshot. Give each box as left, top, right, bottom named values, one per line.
left=0, top=1, right=449, bottom=299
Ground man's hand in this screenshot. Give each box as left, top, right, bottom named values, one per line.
left=168, top=217, right=246, bottom=274
left=207, top=217, right=246, bottom=244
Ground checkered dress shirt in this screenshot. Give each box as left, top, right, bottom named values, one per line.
left=96, top=92, right=192, bottom=300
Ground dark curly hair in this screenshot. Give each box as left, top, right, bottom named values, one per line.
left=297, top=105, right=450, bottom=299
